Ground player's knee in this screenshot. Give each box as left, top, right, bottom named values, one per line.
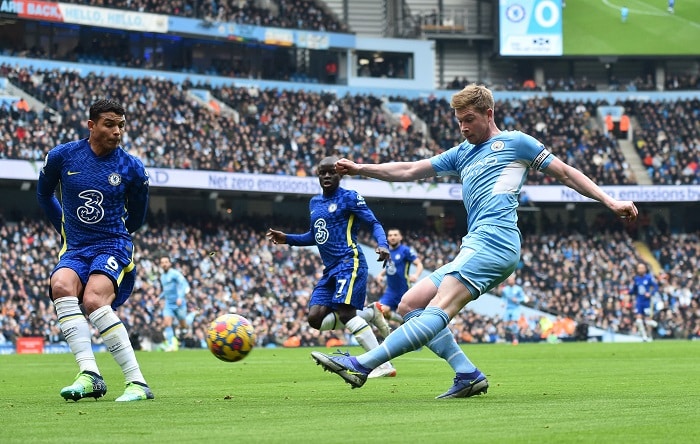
left=82, top=293, right=114, bottom=315
left=307, top=313, right=324, bottom=330
left=50, top=278, right=81, bottom=300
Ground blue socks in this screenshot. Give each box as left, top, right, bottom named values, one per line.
left=357, top=308, right=478, bottom=374
left=407, top=308, right=477, bottom=374
left=421, top=323, right=477, bottom=374
left=357, top=306, right=449, bottom=369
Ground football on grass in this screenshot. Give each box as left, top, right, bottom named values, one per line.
left=206, top=314, right=256, bottom=362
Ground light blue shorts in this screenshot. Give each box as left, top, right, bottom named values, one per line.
left=429, top=225, right=520, bottom=299
left=163, top=304, right=188, bottom=321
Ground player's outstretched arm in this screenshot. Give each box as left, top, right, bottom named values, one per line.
left=335, top=158, right=436, bottom=182
left=544, top=157, right=638, bottom=221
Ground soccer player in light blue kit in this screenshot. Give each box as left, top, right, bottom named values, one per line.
left=374, top=228, right=424, bottom=327
left=312, top=84, right=639, bottom=398
left=267, top=156, right=397, bottom=378
left=502, top=273, right=526, bottom=322
left=630, top=262, right=659, bottom=342
left=37, top=99, right=154, bottom=402
left=159, top=255, right=191, bottom=350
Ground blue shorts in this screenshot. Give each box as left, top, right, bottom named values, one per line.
left=379, top=287, right=405, bottom=311
left=636, top=299, right=652, bottom=316
left=164, top=304, right=188, bottom=321
left=51, top=246, right=136, bottom=309
left=429, top=225, right=520, bottom=298
left=310, top=261, right=368, bottom=310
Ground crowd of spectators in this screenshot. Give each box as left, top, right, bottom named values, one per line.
left=626, top=98, right=700, bottom=185
left=60, top=0, right=348, bottom=33
left=5, top=64, right=697, bottom=186
left=444, top=74, right=700, bottom=94
left=1, top=210, right=699, bottom=351
left=403, top=94, right=635, bottom=185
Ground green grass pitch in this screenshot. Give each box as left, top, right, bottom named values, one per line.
left=2, top=341, right=700, bottom=443
left=563, top=0, right=700, bottom=55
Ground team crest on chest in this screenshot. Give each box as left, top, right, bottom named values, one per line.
left=328, top=203, right=337, bottom=212
left=491, top=141, right=505, bottom=152
left=108, top=173, right=122, bottom=186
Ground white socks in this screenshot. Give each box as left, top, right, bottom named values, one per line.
left=345, top=316, right=380, bottom=351
left=54, top=297, right=100, bottom=374
left=89, top=305, right=146, bottom=385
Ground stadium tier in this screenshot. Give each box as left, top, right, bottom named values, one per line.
left=2, top=64, right=698, bottom=185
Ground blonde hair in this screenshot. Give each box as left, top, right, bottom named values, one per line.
left=450, top=84, right=494, bottom=114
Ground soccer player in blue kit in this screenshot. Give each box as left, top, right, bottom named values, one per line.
left=159, top=255, right=191, bottom=350
left=630, top=262, right=659, bottom=342
left=37, top=99, right=154, bottom=402
left=373, top=228, right=424, bottom=326
left=267, top=156, right=397, bottom=378
left=312, top=84, right=639, bottom=398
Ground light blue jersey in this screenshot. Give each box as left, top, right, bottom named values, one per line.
left=502, top=284, right=526, bottom=321
left=428, top=131, right=553, bottom=296
left=160, top=268, right=190, bottom=320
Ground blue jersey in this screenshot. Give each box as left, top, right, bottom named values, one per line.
left=286, top=187, right=388, bottom=270
left=37, top=138, right=150, bottom=250
left=385, top=244, right=419, bottom=295
left=37, top=138, right=149, bottom=308
left=630, top=273, right=658, bottom=311
left=160, top=268, right=190, bottom=306
left=430, top=131, right=553, bottom=232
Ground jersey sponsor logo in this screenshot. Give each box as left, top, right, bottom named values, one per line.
left=76, top=190, right=105, bottom=224
left=464, top=156, right=498, bottom=178
left=314, top=219, right=329, bottom=244
left=490, top=141, right=505, bottom=152
left=108, top=173, right=122, bottom=186
left=356, top=194, right=367, bottom=206
left=67, top=171, right=81, bottom=176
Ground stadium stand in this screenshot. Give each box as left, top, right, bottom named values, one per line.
left=5, top=63, right=694, bottom=185
left=626, top=98, right=700, bottom=185
left=1, top=213, right=698, bottom=349
left=58, top=0, right=349, bottom=32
